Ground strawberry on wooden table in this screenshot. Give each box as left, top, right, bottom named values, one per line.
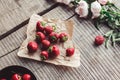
left=36, top=32, right=45, bottom=43
left=40, top=51, right=49, bottom=60
left=11, top=74, right=21, bottom=80
left=42, top=40, right=51, bottom=49
left=22, top=74, right=31, bottom=80
left=59, top=32, right=68, bottom=42
left=36, top=21, right=45, bottom=32
left=49, top=32, right=59, bottom=43
left=27, top=41, right=38, bottom=53
left=48, top=45, right=60, bottom=59
left=66, top=48, right=75, bottom=57
left=95, top=35, right=105, bottom=45
left=44, top=26, right=53, bottom=34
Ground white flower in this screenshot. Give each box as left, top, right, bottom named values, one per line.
left=56, top=0, right=72, bottom=5
left=75, top=0, right=89, bottom=18
left=108, top=0, right=112, bottom=3
left=98, top=0, right=108, bottom=5
left=91, top=1, right=102, bottom=19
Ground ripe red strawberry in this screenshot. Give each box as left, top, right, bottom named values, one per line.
left=36, top=21, right=44, bottom=32
left=22, top=74, right=31, bottom=80
left=66, top=48, right=75, bottom=57
left=27, top=41, right=38, bottom=53
left=11, top=74, right=21, bottom=80
left=95, top=35, right=105, bottom=45
left=42, top=40, right=50, bottom=49
left=48, top=45, right=60, bottom=59
left=36, top=32, right=45, bottom=43
left=44, top=26, right=53, bottom=34
left=40, top=51, right=49, bottom=60
left=49, top=32, right=59, bottom=43
left=59, top=32, right=68, bottom=42
left=0, top=78, right=6, bottom=80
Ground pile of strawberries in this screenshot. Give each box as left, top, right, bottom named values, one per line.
left=27, top=21, right=75, bottom=60
left=0, top=73, right=31, bottom=80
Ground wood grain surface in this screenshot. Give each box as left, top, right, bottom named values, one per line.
left=0, top=0, right=54, bottom=35
left=0, top=0, right=120, bottom=80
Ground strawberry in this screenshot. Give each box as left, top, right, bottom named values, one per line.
left=11, top=74, right=21, bottom=80
left=42, top=40, right=51, bottom=49
left=49, top=32, right=59, bottom=43
left=59, top=32, right=68, bottom=42
left=44, top=26, right=53, bottom=34
left=40, top=51, right=49, bottom=60
left=95, top=35, right=104, bottom=45
left=36, top=32, right=45, bottom=43
left=22, top=74, right=31, bottom=80
left=66, top=48, right=75, bottom=57
left=27, top=41, right=38, bottom=53
left=36, top=21, right=44, bottom=32
left=0, top=78, right=6, bottom=80
left=48, top=45, right=60, bottom=59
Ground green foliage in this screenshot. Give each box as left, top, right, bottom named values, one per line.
left=94, top=3, right=120, bottom=47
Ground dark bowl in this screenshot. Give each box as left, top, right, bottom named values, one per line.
left=0, top=65, right=37, bottom=80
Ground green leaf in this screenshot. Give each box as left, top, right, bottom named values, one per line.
left=104, top=30, right=113, bottom=48
left=104, top=30, right=113, bottom=37
left=105, top=38, right=109, bottom=48
left=40, top=56, right=46, bottom=61
left=41, top=22, right=46, bottom=26
left=115, top=20, right=120, bottom=26
left=63, top=36, right=68, bottom=41
left=93, top=18, right=101, bottom=30
left=51, top=36, right=56, bottom=41
left=116, top=32, right=120, bottom=38
left=93, top=20, right=100, bottom=30
left=107, top=21, right=116, bottom=29
left=111, top=34, right=115, bottom=46
left=114, top=38, right=120, bottom=42
left=48, top=46, right=52, bottom=53
left=52, top=25, right=56, bottom=31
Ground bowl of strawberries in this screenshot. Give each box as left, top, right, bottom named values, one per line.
left=0, top=65, right=36, bottom=80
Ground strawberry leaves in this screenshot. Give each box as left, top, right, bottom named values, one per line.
left=104, top=30, right=120, bottom=48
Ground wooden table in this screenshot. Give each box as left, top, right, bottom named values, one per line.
left=0, top=0, right=120, bottom=80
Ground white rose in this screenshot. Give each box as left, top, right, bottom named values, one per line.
left=98, top=0, right=108, bottom=5
left=91, top=1, right=102, bottom=19
left=108, top=0, right=112, bottom=3
left=75, top=0, right=89, bottom=18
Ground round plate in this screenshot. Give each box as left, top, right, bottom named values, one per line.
left=0, top=65, right=37, bottom=80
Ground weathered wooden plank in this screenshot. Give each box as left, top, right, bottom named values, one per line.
left=0, top=6, right=74, bottom=57
left=0, top=0, right=54, bottom=35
